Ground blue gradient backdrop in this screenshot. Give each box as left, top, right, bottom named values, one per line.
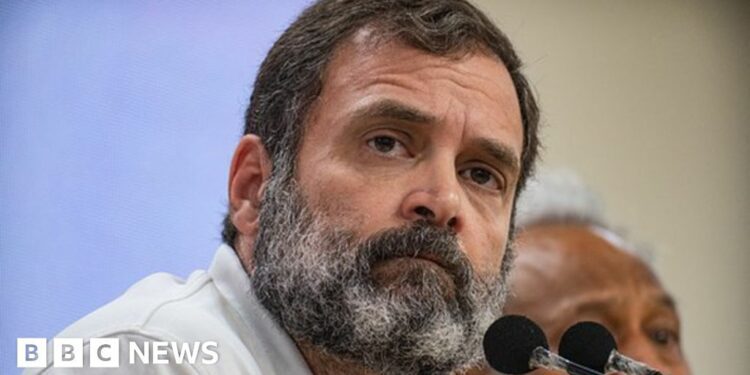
left=0, top=1, right=310, bottom=372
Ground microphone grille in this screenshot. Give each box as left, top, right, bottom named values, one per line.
left=559, top=321, right=617, bottom=372
left=483, top=315, right=549, bottom=374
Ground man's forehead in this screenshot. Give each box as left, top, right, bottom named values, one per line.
left=516, top=226, right=676, bottom=307
left=521, top=224, right=632, bottom=256
left=321, top=35, right=522, bottom=131
left=569, top=288, right=678, bottom=319
left=517, top=225, right=660, bottom=283
left=346, top=24, right=491, bottom=60
left=325, top=27, right=514, bottom=97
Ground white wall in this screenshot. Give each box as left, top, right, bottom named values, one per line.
left=475, top=1, right=750, bottom=373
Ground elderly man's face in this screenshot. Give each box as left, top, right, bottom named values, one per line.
left=500, top=224, right=691, bottom=375
left=296, top=37, right=524, bottom=285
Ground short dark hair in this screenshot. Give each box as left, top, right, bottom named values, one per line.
left=222, top=0, right=540, bottom=246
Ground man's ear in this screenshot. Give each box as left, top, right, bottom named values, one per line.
left=228, top=134, right=272, bottom=239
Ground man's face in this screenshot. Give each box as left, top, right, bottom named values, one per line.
left=502, top=224, right=691, bottom=375
left=297, top=35, right=524, bottom=283
left=249, top=35, right=525, bottom=374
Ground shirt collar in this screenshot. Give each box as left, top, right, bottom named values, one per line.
left=209, top=244, right=312, bottom=374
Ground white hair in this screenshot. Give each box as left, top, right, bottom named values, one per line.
left=514, top=168, right=654, bottom=264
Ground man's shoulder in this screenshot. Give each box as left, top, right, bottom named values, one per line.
left=36, top=268, right=265, bottom=374
left=57, top=269, right=228, bottom=341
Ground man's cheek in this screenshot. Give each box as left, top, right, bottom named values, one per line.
left=465, top=233, right=505, bottom=276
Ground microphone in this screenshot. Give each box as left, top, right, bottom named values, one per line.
left=559, top=321, right=663, bottom=375
left=483, top=315, right=604, bottom=375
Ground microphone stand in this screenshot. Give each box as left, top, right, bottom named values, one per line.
left=530, top=347, right=604, bottom=375
left=606, top=350, right=662, bottom=375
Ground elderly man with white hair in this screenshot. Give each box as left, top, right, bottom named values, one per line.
left=471, top=170, right=692, bottom=375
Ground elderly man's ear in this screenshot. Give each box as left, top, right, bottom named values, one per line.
left=228, top=134, right=272, bottom=241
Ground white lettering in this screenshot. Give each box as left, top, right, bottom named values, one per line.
left=129, top=341, right=150, bottom=364
left=201, top=341, right=219, bottom=365
left=171, top=342, right=200, bottom=364
left=152, top=342, right=169, bottom=364
left=18, top=337, right=220, bottom=367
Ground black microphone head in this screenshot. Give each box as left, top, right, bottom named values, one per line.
left=483, top=315, right=549, bottom=374
left=559, top=321, right=617, bottom=372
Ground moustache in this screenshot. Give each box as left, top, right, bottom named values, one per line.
left=354, top=221, right=474, bottom=292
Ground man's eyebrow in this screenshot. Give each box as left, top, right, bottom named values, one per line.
left=351, top=99, right=521, bottom=172
left=573, top=293, right=679, bottom=316
left=476, top=138, right=520, bottom=175
left=659, top=293, right=677, bottom=311
left=350, top=99, right=437, bottom=124
left=573, top=297, right=617, bottom=316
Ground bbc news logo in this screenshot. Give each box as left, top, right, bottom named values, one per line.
left=17, top=338, right=218, bottom=368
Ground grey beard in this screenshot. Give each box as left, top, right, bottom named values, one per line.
left=249, top=172, right=512, bottom=374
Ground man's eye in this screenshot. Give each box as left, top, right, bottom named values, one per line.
left=649, top=328, right=678, bottom=346
left=367, top=135, right=407, bottom=156
left=460, top=167, right=502, bottom=190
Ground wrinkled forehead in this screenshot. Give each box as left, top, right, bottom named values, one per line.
left=325, top=27, right=509, bottom=84
left=306, top=30, right=523, bottom=154
left=321, top=25, right=516, bottom=104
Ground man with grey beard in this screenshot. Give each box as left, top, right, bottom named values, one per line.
left=36, top=0, right=540, bottom=374
left=248, top=171, right=511, bottom=374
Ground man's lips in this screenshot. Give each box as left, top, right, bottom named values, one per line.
left=370, top=252, right=463, bottom=287
left=387, top=257, right=449, bottom=274
left=369, top=246, right=453, bottom=269
left=373, top=252, right=452, bottom=272
left=414, top=253, right=445, bottom=266
left=373, top=256, right=443, bottom=268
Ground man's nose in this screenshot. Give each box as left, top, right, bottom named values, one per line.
left=399, top=165, right=462, bottom=230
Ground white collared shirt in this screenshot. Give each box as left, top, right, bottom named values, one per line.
left=28, top=245, right=312, bottom=374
